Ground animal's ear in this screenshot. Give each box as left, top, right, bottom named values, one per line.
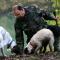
left=24, top=48, right=28, bottom=54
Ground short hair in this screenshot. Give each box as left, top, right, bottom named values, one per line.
left=12, top=5, right=23, bottom=10
left=17, top=5, right=23, bottom=10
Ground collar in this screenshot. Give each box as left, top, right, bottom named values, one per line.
left=7, top=40, right=13, bottom=49
left=30, top=42, right=37, bottom=49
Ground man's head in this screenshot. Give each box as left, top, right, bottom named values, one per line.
left=12, top=5, right=25, bottom=17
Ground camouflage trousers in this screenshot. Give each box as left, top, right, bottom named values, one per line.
left=16, top=41, right=24, bottom=54
left=54, top=36, right=60, bottom=51
left=15, top=28, right=24, bottom=55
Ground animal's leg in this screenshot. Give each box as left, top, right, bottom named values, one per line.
left=39, top=46, right=43, bottom=53
left=1, top=48, right=6, bottom=56
left=49, top=37, right=54, bottom=52
left=1, top=48, right=5, bottom=56
left=34, top=43, right=42, bottom=54
left=43, top=45, right=47, bottom=53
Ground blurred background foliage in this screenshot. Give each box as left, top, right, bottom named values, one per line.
left=0, top=0, right=60, bottom=12
left=0, top=0, right=60, bottom=56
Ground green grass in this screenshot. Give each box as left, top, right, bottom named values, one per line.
left=47, top=20, right=60, bottom=26
left=0, top=15, right=15, bottom=39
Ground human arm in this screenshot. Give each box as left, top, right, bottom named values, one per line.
left=43, top=12, right=57, bottom=20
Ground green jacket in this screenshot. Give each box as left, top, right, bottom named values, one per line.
left=14, top=8, right=47, bottom=44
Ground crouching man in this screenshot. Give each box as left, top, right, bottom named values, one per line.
left=0, top=26, right=20, bottom=56
left=24, top=28, right=54, bottom=54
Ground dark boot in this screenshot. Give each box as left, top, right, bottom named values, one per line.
left=11, top=45, right=24, bottom=55
left=54, top=37, right=59, bottom=51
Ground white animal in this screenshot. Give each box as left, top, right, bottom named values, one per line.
left=24, top=28, right=54, bottom=54
left=0, top=26, right=16, bottom=56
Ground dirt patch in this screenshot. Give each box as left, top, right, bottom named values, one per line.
left=0, top=52, right=60, bottom=60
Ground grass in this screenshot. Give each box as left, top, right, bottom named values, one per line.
left=0, top=15, right=15, bottom=56
left=0, top=15, right=15, bottom=39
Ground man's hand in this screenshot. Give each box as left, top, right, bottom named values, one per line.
left=56, top=16, right=60, bottom=21
left=54, top=16, right=60, bottom=26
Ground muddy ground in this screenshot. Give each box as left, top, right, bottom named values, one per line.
left=0, top=52, right=60, bottom=60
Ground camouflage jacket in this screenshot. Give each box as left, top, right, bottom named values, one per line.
left=14, top=8, right=47, bottom=31
left=14, top=8, right=56, bottom=41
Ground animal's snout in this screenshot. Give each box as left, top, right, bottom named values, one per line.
left=24, top=48, right=35, bottom=54
left=30, top=49, right=35, bottom=54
